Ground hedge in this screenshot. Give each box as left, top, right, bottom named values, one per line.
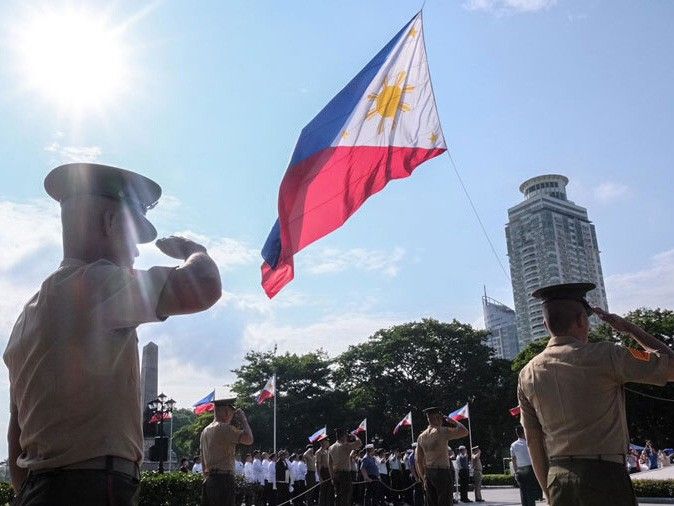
left=0, top=472, right=257, bottom=506
left=0, top=474, right=672, bottom=504
left=481, top=473, right=517, bottom=486
left=631, top=479, right=674, bottom=498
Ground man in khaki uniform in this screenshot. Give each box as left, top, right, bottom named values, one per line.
left=4, top=163, right=222, bottom=505
left=303, top=443, right=318, bottom=505
left=315, top=434, right=334, bottom=506
left=415, top=407, right=468, bottom=506
left=200, top=395, right=254, bottom=506
left=328, top=428, right=362, bottom=506
left=518, top=282, right=674, bottom=506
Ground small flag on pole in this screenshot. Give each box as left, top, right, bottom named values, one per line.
left=509, top=405, right=521, bottom=417
left=449, top=404, right=470, bottom=421
left=193, top=390, right=215, bottom=415
left=308, top=427, right=327, bottom=443
left=393, top=412, right=412, bottom=435
left=257, top=375, right=276, bottom=405
left=149, top=411, right=172, bottom=424
left=261, top=11, right=446, bottom=298
left=352, top=419, right=367, bottom=435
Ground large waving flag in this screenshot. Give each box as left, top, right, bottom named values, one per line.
left=449, top=404, right=470, bottom=421
left=393, top=412, right=413, bottom=435
left=308, top=427, right=327, bottom=443
left=256, top=375, right=276, bottom=405
left=352, top=418, right=367, bottom=435
left=261, top=12, right=446, bottom=298
left=193, top=390, right=215, bottom=415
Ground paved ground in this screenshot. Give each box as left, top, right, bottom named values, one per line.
left=632, top=466, right=674, bottom=481
left=459, top=487, right=674, bottom=505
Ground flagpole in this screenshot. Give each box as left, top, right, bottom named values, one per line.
left=273, top=373, right=277, bottom=454
left=410, top=413, right=415, bottom=446
left=365, top=418, right=368, bottom=446
left=467, top=404, right=473, bottom=452
left=168, top=414, right=174, bottom=472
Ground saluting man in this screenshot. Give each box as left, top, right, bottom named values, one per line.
left=518, top=282, right=674, bottom=505
left=315, top=434, right=334, bottom=506
left=415, top=407, right=468, bottom=506
left=4, top=163, right=222, bottom=505
left=200, top=395, right=254, bottom=506
left=328, top=428, right=362, bottom=506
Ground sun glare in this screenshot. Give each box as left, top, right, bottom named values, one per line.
left=14, top=7, right=130, bottom=113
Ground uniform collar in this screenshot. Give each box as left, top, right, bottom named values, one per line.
left=60, top=258, right=86, bottom=268
left=547, top=335, right=583, bottom=347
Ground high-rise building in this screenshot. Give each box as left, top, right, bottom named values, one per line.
left=506, top=174, right=608, bottom=348
left=482, top=289, right=520, bottom=360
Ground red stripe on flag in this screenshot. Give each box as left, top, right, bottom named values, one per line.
left=263, top=145, right=445, bottom=298
left=194, top=402, right=214, bottom=415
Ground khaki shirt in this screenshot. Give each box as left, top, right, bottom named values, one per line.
left=315, top=447, right=329, bottom=469
left=416, top=426, right=464, bottom=469
left=200, top=421, right=244, bottom=472
left=304, top=449, right=316, bottom=471
left=3, top=259, right=172, bottom=470
left=328, top=440, right=361, bottom=472
left=518, top=335, right=669, bottom=457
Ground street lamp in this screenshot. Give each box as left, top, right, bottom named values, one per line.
left=147, top=393, right=175, bottom=473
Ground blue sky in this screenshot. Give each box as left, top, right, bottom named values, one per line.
left=1, top=0, right=673, bottom=456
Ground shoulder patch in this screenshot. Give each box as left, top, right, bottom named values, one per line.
left=628, top=348, right=651, bottom=362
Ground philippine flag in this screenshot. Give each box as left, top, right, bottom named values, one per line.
left=308, top=427, right=327, bottom=443
left=509, top=405, right=521, bottom=417
left=449, top=404, right=470, bottom=421
left=261, top=12, right=446, bottom=298
left=256, top=375, right=276, bottom=405
left=149, top=411, right=172, bottom=424
left=393, top=412, right=413, bottom=435
left=193, top=391, right=215, bottom=415
left=353, top=419, right=367, bottom=435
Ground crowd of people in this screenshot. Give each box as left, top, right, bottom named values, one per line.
left=626, top=440, right=672, bottom=474
left=179, top=439, right=485, bottom=505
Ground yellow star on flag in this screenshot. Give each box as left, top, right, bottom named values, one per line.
left=429, top=132, right=439, bottom=144
left=408, top=26, right=418, bottom=38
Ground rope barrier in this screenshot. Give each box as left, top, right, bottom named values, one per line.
left=625, top=386, right=674, bottom=403
left=272, top=475, right=419, bottom=506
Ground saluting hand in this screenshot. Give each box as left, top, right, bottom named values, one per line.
left=156, top=236, right=207, bottom=260
left=592, top=306, right=630, bottom=332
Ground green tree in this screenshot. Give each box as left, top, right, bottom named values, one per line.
left=172, top=413, right=214, bottom=460
left=332, top=319, right=518, bottom=472
left=231, top=349, right=345, bottom=453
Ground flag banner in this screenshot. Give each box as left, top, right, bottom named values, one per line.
left=352, top=418, right=367, bottom=434
left=308, top=426, right=327, bottom=443
left=509, top=405, right=521, bottom=417
left=257, top=375, right=276, bottom=405
left=393, top=411, right=412, bottom=435
left=449, top=404, right=469, bottom=421
left=193, top=390, right=215, bottom=415
left=149, top=411, right=172, bottom=424
left=261, top=11, right=446, bottom=298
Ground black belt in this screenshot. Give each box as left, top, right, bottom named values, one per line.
left=550, top=454, right=625, bottom=464
left=31, top=456, right=139, bottom=480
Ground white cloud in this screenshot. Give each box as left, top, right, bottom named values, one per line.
left=44, top=141, right=102, bottom=163
left=595, top=181, right=630, bottom=203
left=242, top=312, right=405, bottom=356
left=464, top=0, right=556, bottom=14
left=605, top=249, right=674, bottom=314
left=302, top=246, right=405, bottom=278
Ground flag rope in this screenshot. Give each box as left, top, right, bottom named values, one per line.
left=446, top=151, right=511, bottom=281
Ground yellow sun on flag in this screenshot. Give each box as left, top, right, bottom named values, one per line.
left=366, top=71, right=415, bottom=134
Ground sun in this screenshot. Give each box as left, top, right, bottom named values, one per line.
left=366, top=71, right=415, bottom=134
left=12, top=6, right=131, bottom=113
